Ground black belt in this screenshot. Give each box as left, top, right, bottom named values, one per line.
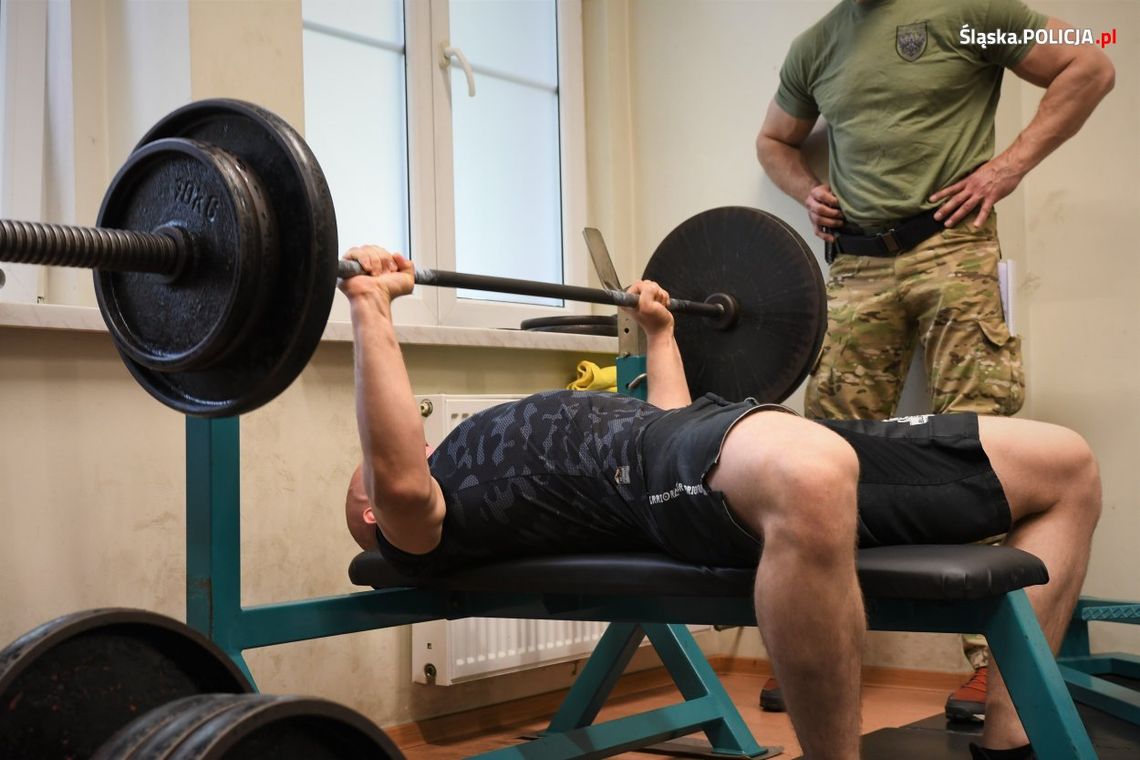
left=826, top=209, right=944, bottom=262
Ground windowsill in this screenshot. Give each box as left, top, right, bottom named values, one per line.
left=0, top=302, right=618, bottom=354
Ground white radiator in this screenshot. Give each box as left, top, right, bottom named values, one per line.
left=413, top=617, right=610, bottom=685
left=411, top=394, right=706, bottom=685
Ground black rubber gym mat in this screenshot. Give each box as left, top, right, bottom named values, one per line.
left=793, top=678, right=1140, bottom=759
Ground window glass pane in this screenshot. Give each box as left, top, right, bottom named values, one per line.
left=451, top=71, right=561, bottom=306
left=449, top=0, right=562, bottom=307
left=301, top=0, right=403, bottom=47
left=302, top=25, right=410, bottom=266
left=449, top=0, right=557, bottom=87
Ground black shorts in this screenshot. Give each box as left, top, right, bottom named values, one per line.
left=639, top=398, right=1012, bottom=568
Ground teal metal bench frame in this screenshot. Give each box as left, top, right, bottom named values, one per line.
left=182, top=353, right=1097, bottom=758
left=1059, top=597, right=1140, bottom=726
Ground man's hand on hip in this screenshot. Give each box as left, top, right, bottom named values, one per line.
left=806, top=184, right=845, bottom=242
left=930, top=157, right=1023, bottom=229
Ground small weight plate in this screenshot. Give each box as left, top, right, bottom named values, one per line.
left=97, top=99, right=338, bottom=417
left=520, top=315, right=617, bottom=329
left=0, top=608, right=253, bottom=760
left=642, top=207, right=826, bottom=404
left=520, top=315, right=618, bottom=337
left=96, top=137, right=271, bottom=372
left=524, top=324, right=618, bottom=336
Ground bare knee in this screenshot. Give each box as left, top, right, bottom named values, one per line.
left=984, top=418, right=1102, bottom=528
left=1056, top=430, right=1102, bottom=525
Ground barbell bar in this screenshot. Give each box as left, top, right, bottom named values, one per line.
left=0, top=220, right=733, bottom=322
left=0, top=98, right=826, bottom=416
left=336, top=260, right=734, bottom=323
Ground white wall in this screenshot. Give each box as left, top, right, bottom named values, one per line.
left=1021, top=1, right=1140, bottom=656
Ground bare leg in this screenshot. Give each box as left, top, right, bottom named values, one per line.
left=709, top=411, right=864, bottom=760
left=976, top=416, right=1102, bottom=749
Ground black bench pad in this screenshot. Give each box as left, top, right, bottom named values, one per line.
left=350, top=544, right=1047, bottom=601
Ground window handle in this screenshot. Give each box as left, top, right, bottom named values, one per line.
left=440, top=43, right=477, bottom=97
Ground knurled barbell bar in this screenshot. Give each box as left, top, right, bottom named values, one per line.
left=0, top=98, right=826, bottom=416
left=1, top=216, right=734, bottom=341
left=337, top=259, right=735, bottom=324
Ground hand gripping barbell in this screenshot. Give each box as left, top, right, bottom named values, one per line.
left=0, top=99, right=826, bottom=416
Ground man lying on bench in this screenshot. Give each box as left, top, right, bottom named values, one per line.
left=338, top=244, right=1100, bottom=760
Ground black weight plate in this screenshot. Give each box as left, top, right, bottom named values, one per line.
left=642, top=207, right=825, bottom=403
left=521, top=314, right=617, bottom=336
left=97, top=99, right=338, bottom=417
left=96, top=137, right=271, bottom=372
left=0, top=608, right=253, bottom=760
left=525, top=324, right=618, bottom=336
left=520, top=315, right=617, bottom=329
left=114, top=694, right=405, bottom=759
left=93, top=694, right=248, bottom=760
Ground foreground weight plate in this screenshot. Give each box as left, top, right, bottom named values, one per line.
left=96, top=99, right=338, bottom=417
left=97, top=694, right=405, bottom=759
left=97, top=137, right=272, bottom=373
left=642, top=207, right=825, bottom=403
left=92, top=694, right=250, bottom=759
left=0, top=608, right=253, bottom=759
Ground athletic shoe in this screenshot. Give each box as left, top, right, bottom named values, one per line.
left=946, top=666, right=988, bottom=722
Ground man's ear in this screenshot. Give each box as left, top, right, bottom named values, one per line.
left=362, top=506, right=377, bottom=525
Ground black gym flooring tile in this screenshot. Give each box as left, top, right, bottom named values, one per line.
left=853, top=700, right=1140, bottom=759
left=795, top=678, right=1140, bottom=759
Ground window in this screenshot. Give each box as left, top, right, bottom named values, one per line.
left=0, top=0, right=47, bottom=304
left=302, top=0, right=586, bottom=328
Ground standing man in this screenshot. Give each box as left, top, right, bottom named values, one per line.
left=756, top=0, right=1114, bottom=721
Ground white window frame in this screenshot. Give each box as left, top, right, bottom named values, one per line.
left=379, top=1, right=440, bottom=326
left=320, top=0, right=588, bottom=329
left=428, top=0, right=588, bottom=329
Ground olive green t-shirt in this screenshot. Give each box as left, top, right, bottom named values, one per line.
left=775, top=0, right=1048, bottom=229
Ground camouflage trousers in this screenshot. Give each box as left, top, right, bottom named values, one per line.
left=805, top=216, right=1025, bottom=420
left=806, top=217, right=1018, bottom=673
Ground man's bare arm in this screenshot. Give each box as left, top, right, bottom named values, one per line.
left=756, top=101, right=843, bottom=241
left=623, top=280, right=690, bottom=409
left=931, top=17, right=1115, bottom=228
left=340, top=246, right=445, bottom=554
left=645, top=330, right=689, bottom=410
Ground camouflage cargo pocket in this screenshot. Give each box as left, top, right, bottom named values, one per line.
left=975, top=316, right=1025, bottom=416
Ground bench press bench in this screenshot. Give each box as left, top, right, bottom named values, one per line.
left=348, top=544, right=1095, bottom=759
left=182, top=414, right=1099, bottom=760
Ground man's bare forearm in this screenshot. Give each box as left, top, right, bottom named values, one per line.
left=646, top=331, right=691, bottom=409
left=350, top=296, right=434, bottom=504
left=1003, top=51, right=1115, bottom=179
left=757, top=136, right=821, bottom=204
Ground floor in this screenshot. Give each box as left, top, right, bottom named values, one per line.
left=397, top=671, right=951, bottom=758
left=397, top=671, right=1140, bottom=758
